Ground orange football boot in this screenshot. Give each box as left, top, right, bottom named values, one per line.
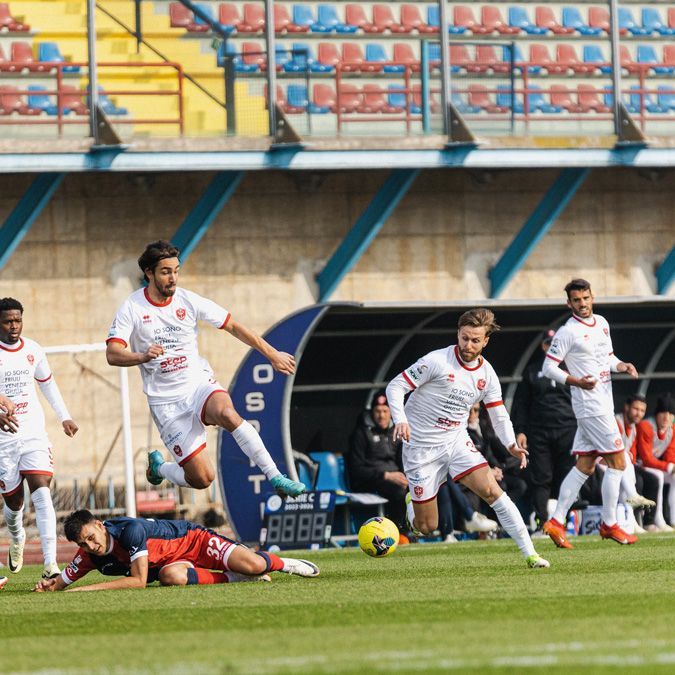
left=543, top=518, right=574, bottom=549
left=599, top=522, right=638, bottom=545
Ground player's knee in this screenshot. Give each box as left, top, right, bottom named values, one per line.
left=416, top=517, right=438, bottom=535
left=159, top=565, right=188, bottom=586
left=238, top=555, right=266, bottom=576
left=186, top=472, right=214, bottom=490
left=214, top=406, right=241, bottom=432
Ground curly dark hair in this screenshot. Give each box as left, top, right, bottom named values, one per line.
left=0, top=297, right=23, bottom=314
left=138, top=240, right=180, bottom=282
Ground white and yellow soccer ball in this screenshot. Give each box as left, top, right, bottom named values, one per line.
left=358, top=517, right=399, bottom=558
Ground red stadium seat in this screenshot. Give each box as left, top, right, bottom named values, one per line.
left=0, top=85, right=37, bottom=115
left=481, top=6, right=519, bottom=34
left=273, top=4, right=291, bottom=32
left=263, top=84, right=286, bottom=108
left=475, top=45, right=500, bottom=72
left=619, top=45, right=641, bottom=73
left=530, top=43, right=564, bottom=74
left=454, top=5, right=486, bottom=34
left=336, top=84, right=362, bottom=113
left=11, top=41, right=40, bottom=72
left=550, top=85, right=584, bottom=113
left=242, top=41, right=266, bottom=69
left=0, top=44, right=10, bottom=71
left=588, top=7, right=626, bottom=35
left=313, top=83, right=336, bottom=112
left=372, top=5, right=406, bottom=33
left=664, top=45, right=675, bottom=67
left=535, top=6, right=574, bottom=34
left=59, top=85, right=88, bottom=115
left=393, top=43, right=420, bottom=71
left=358, top=84, right=386, bottom=113
left=219, top=4, right=243, bottom=31
left=468, top=84, right=505, bottom=113
left=400, top=4, right=435, bottom=33
left=557, top=44, right=595, bottom=73
left=239, top=3, right=265, bottom=33
left=318, top=42, right=341, bottom=69
left=670, top=8, right=675, bottom=29
left=0, top=3, right=29, bottom=31
left=577, top=84, right=610, bottom=112
left=450, top=44, right=471, bottom=70
left=341, top=42, right=364, bottom=71
left=345, top=4, right=381, bottom=33
left=169, top=2, right=208, bottom=32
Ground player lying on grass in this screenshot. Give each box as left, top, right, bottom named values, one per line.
left=33, top=509, right=319, bottom=592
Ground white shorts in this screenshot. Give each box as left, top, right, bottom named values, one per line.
left=149, top=381, right=226, bottom=466
left=573, top=415, right=624, bottom=456
left=0, top=437, right=53, bottom=496
left=403, top=431, right=488, bottom=503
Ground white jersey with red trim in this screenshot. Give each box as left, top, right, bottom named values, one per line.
left=615, top=413, right=637, bottom=462
left=0, top=337, right=53, bottom=443
left=391, top=345, right=511, bottom=447
left=107, top=287, right=230, bottom=404
left=544, top=313, right=616, bottom=418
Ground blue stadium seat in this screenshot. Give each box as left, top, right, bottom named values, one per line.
left=427, top=5, right=466, bottom=34
left=508, top=7, right=547, bottom=34
left=561, top=7, right=602, bottom=36
left=98, top=89, right=128, bottom=115
left=583, top=45, right=611, bottom=74
left=287, top=83, right=329, bottom=114
left=37, top=42, right=81, bottom=73
left=496, top=84, right=523, bottom=113
left=503, top=44, right=538, bottom=74
left=642, top=8, right=675, bottom=36
left=309, top=452, right=349, bottom=503
left=637, top=45, right=674, bottom=75
left=451, top=89, right=480, bottom=114
left=26, top=85, right=62, bottom=115
left=627, top=85, right=643, bottom=114
left=315, top=5, right=357, bottom=33
left=218, top=41, right=257, bottom=72
left=657, top=85, right=675, bottom=111
left=292, top=5, right=316, bottom=32
left=387, top=84, right=406, bottom=111
left=269, top=45, right=289, bottom=71
left=527, top=85, right=562, bottom=113
left=618, top=7, right=651, bottom=36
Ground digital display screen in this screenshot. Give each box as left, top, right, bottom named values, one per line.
left=260, top=491, right=335, bottom=550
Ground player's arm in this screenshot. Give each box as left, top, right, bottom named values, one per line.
left=66, top=557, right=149, bottom=592
left=223, top=319, right=295, bottom=375
left=106, top=339, right=164, bottom=367
left=35, top=355, right=78, bottom=437
left=0, top=394, right=16, bottom=416
left=541, top=330, right=595, bottom=390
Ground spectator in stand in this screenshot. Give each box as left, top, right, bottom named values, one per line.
left=511, top=330, right=578, bottom=531
left=346, top=390, right=408, bottom=535
left=636, top=394, right=675, bottom=531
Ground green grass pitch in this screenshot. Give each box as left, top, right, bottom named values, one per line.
left=3, top=533, right=675, bottom=674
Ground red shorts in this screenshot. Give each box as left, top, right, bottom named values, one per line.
left=150, top=528, right=239, bottom=571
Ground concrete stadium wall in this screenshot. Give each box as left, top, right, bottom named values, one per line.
left=0, top=167, right=672, bottom=486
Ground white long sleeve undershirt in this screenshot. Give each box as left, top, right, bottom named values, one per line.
left=38, top=377, right=71, bottom=422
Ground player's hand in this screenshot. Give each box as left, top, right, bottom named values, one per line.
left=384, top=471, right=408, bottom=488
left=507, top=442, right=529, bottom=470
left=393, top=423, right=411, bottom=443
left=577, top=375, right=597, bottom=390
left=618, top=362, right=638, bottom=379
left=62, top=420, right=79, bottom=437
left=269, top=351, right=296, bottom=376
left=33, top=578, right=57, bottom=592
left=516, top=433, right=527, bottom=450
left=0, top=395, right=16, bottom=416
left=0, top=412, right=19, bottom=434
left=141, top=344, right=164, bottom=362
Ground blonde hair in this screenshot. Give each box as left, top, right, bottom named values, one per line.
left=458, top=308, right=500, bottom=336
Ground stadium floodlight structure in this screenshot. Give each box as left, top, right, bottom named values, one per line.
left=43, top=343, right=136, bottom=517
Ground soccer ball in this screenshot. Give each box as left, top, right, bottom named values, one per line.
left=358, top=517, right=399, bottom=558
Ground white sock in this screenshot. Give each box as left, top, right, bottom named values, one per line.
left=490, top=493, right=535, bottom=558
left=231, top=421, right=280, bottom=480
left=31, top=487, right=57, bottom=566
left=621, top=454, right=638, bottom=499
left=3, top=504, right=25, bottom=542
left=552, top=467, right=589, bottom=524
left=159, top=461, right=191, bottom=487
left=406, top=496, right=416, bottom=532
left=601, top=468, right=623, bottom=526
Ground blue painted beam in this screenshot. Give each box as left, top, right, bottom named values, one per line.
left=317, top=169, right=419, bottom=301
left=0, top=173, right=64, bottom=273
left=171, top=170, right=244, bottom=262
left=490, top=167, right=589, bottom=298
left=656, top=247, right=675, bottom=295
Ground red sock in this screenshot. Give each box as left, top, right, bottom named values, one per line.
left=195, top=568, right=229, bottom=585
left=256, top=551, right=284, bottom=572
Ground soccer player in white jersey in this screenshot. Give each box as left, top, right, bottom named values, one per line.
left=386, top=308, right=549, bottom=569
left=542, top=279, right=639, bottom=548
left=106, top=241, right=304, bottom=497
left=0, top=297, right=79, bottom=579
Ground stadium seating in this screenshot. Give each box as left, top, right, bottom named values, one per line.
left=583, top=45, right=612, bottom=74
left=345, top=4, right=381, bottom=33
left=657, top=85, right=675, bottom=111
left=0, top=84, right=38, bottom=115
left=642, top=7, right=675, bottom=36
left=562, top=7, right=602, bottom=35
left=336, top=84, right=361, bottom=112
left=578, top=84, right=611, bottom=113
left=496, top=84, right=524, bottom=113
left=313, top=82, right=336, bottom=112
left=550, top=84, right=584, bottom=113
left=169, top=2, right=209, bottom=32
left=637, top=45, right=674, bottom=75
left=618, top=7, right=651, bottom=36
left=508, top=6, right=547, bottom=35
left=372, top=4, right=406, bottom=33
left=557, top=44, right=596, bottom=74
left=481, top=5, right=519, bottom=35
left=535, top=6, right=573, bottom=35
left=0, top=2, right=28, bottom=31
left=399, top=4, right=435, bottom=34
left=37, top=43, right=81, bottom=73
left=315, top=5, right=357, bottom=33
left=427, top=5, right=465, bottom=34
left=468, top=84, right=507, bottom=113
